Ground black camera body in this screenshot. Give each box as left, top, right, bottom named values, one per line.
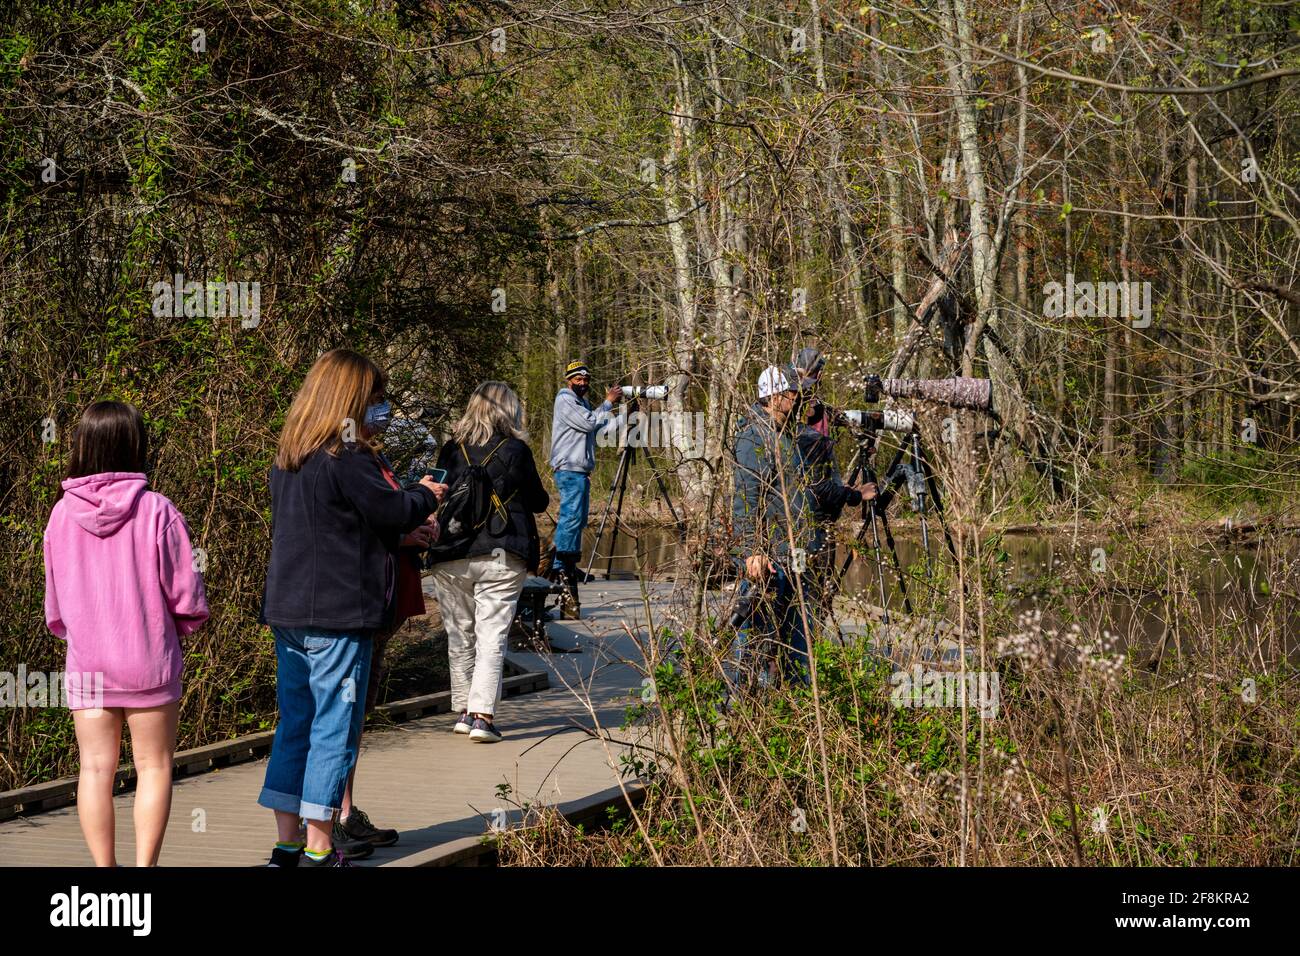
left=728, top=579, right=767, bottom=630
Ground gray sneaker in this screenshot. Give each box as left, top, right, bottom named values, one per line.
left=469, top=717, right=503, bottom=743
left=453, top=711, right=472, bottom=734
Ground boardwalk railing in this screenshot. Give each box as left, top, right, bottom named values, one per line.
left=0, top=658, right=549, bottom=821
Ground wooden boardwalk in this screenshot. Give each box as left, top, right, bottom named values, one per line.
left=0, top=579, right=669, bottom=867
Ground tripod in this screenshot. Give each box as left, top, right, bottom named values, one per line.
left=839, top=430, right=910, bottom=623
left=875, top=428, right=959, bottom=573
left=584, top=399, right=687, bottom=580
left=834, top=424, right=957, bottom=624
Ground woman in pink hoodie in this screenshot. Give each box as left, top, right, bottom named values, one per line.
left=43, top=401, right=209, bottom=866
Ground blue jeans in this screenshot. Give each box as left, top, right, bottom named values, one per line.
left=730, top=565, right=811, bottom=689
left=258, top=627, right=372, bottom=822
left=551, top=470, right=591, bottom=564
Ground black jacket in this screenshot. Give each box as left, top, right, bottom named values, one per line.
left=426, top=435, right=549, bottom=570
left=261, top=443, right=438, bottom=631
left=796, top=424, right=862, bottom=523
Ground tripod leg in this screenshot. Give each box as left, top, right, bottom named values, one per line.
left=866, top=504, right=892, bottom=625
left=584, top=442, right=632, bottom=579
left=834, top=444, right=871, bottom=585
left=605, top=444, right=634, bottom=579
left=914, top=435, right=959, bottom=565
left=641, top=445, right=686, bottom=540
left=911, top=433, right=934, bottom=578
left=876, top=508, right=913, bottom=617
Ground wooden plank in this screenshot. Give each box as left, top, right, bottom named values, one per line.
left=0, top=581, right=661, bottom=866
left=388, top=783, right=647, bottom=867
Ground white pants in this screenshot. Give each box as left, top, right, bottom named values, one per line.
left=431, top=552, right=529, bottom=716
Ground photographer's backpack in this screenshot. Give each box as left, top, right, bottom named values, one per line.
left=433, top=439, right=514, bottom=551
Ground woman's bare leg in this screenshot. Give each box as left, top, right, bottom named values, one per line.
left=124, top=703, right=179, bottom=866
left=73, top=707, right=124, bottom=867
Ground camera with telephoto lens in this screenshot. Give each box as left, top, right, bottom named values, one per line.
left=728, top=579, right=766, bottom=629
left=837, top=408, right=916, bottom=434
left=862, top=373, right=993, bottom=412
left=620, top=385, right=668, bottom=400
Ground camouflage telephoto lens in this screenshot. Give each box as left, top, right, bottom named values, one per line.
left=879, top=377, right=992, bottom=412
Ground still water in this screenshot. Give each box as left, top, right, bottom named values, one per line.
left=575, top=524, right=1298, bottom=660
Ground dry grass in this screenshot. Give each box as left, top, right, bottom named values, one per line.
left=498, top=527, right=1300, bottom=866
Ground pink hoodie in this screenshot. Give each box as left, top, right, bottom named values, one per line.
left=43, top=473, right=209, bottom=709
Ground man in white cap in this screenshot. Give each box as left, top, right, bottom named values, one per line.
left=730, top=364, right=818, bottom=687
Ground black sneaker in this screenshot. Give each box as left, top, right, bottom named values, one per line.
left=329, top=821, right=376, bottom=859
left=265, top=846, right=303, bottom=868
left=300, top=849, right=354, bottom=868
left=338, top=806, right=399, bottom=847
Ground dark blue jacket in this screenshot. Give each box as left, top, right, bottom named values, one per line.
left=261, top=444, right=438, bottom=631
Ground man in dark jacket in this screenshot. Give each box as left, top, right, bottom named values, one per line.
left=792, top=347, right=876, bottom=605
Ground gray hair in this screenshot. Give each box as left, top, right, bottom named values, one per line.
left=450, top=381, right=528, bottom=446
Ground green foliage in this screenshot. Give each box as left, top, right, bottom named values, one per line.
left=0, top=0, right=544, bottom=789
left=1177, top=448, right=1292, bottom=509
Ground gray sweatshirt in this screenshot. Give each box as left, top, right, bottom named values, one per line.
left=549, top=387, right=623, bottom=473
left=731, top=402, right=815, bottom=561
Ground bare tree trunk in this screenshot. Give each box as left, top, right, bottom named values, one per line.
left=1181, top=136, right=1199, bottom=458
left=810, top=0, right=870, bottom=343
left=663, top=74, right=704, bottom=497
left=547, top=240, right=567, bottom=375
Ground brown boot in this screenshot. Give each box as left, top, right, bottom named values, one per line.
left=559, top=589, right=582, bottom=620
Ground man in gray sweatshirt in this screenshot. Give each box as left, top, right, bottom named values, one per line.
left=731, top=363, right=856, bottom=687
left=549, top=360, right=623, bottom=617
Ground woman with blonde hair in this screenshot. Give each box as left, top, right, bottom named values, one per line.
left=427, top=381, right=549, bottom=743
left=258, top=349, right=445, bottom=867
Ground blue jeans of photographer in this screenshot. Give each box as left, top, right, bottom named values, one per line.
left=729, top=563, right=812, bottom=689
left=551, top=470, right=591, bottom=567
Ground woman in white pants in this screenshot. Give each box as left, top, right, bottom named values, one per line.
left=427, top=382, right=549, bottom=742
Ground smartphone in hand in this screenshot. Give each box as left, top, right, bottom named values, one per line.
left=406, top=467, right=448, bottom=490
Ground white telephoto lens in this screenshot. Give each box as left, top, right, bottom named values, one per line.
left=623, top=385, right=668, bottom=400
left=841, top=409, right=869, bottom=426
left=882, top=409, right=914, bottom=433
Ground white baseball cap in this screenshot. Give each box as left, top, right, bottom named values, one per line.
left=757, top=364, right=800, bottom=399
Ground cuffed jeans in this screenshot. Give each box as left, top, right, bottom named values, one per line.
left=431, top=552, right=529, bottom=715
left=551, top=470, right=591, bottom=565
left=258, top=627, right=371, bottom=822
